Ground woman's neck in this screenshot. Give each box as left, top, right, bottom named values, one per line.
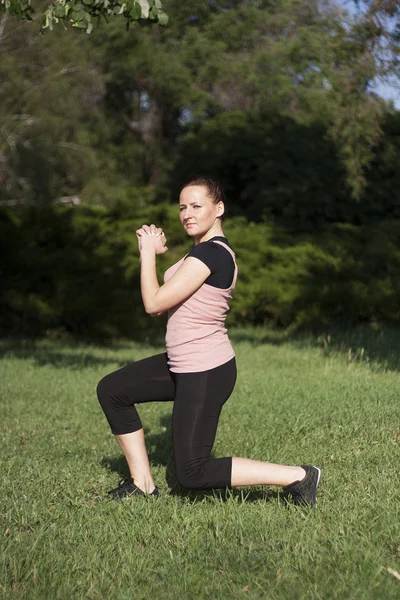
left=195, top=225, right=224, bottom=245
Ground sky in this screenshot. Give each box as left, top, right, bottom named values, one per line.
left=370, top=79, right=400, bottom=109
left=338, top=0, right=400, bottom=108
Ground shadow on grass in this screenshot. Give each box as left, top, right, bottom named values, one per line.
left=230, top=325, right=400, bottom=371
left=100, top=415, right=284, bottom=505
left=3, top=326, right=400, bottom=371
left=0, top=338, right=138, bottom=369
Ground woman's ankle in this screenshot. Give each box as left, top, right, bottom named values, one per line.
left=296, top=466, right=307, bottom=483
left=131, top=476, right=156, bottom=494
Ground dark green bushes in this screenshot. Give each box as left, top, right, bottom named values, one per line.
left=1, top=204, right=175, bottom=339
left=226, top=218, right=400, bottom=328
left=171, top=110, right=400, bottom=231
left=1, top=204, right=399, bottom=339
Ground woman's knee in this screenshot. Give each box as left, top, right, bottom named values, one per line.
left=175, top=458, right=206, bottom=490
left=96, top=375, right=113, bottom=409
left=176, top=472, right=203, bottom=490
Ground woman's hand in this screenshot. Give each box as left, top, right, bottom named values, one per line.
left=136, top=224, right=168, bottom=255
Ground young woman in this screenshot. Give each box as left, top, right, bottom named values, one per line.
left=97, top=177, right=321, bottom=506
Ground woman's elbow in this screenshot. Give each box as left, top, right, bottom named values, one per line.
left=144, top=304, right=162, bottom=317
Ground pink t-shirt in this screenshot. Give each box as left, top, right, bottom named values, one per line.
left=164, top=240, right=238, bottom=373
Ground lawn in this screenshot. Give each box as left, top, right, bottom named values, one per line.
left=1, top=328, right=399, bottom=599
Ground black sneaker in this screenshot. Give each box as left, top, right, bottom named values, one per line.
left=283, top=465, right=322, bottom=507
left=107, top=477, right=160, bottom=500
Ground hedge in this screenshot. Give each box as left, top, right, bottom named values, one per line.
left=1, top=204, right=399, bottom=339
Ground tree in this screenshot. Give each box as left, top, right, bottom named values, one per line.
left=0, top=11, right=109, bottom=204
left=0, top=0, right=168, bottom=33
left=2, top=0, right=400, bottom=204
left=322, top=0, right=400, bottom=198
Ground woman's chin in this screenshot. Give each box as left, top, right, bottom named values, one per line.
left=185, top=227, right=197, bottom=236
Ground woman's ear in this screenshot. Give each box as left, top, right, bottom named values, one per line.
left=217, top=202, right=225, bottom=218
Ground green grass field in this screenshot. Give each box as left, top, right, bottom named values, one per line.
left=1, top=328, right=399, bottom=599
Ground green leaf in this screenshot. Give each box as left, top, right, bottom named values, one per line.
left=71, top=6, right=86, bottom=18
left=72, top=18, right=87, bottom=28
left=148, top=4, right=157, bottom=19
left=129, top=2, right=141, bottom=20
left=157, top=9, right=168, bottom=25
left=137, top=0, right=149, bottom=19
left=53, top=5, right=66, bottom=18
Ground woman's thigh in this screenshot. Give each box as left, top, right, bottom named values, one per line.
left=172, top=358, right=237, bottom=460
left=97, top=352, right=175, bottom=407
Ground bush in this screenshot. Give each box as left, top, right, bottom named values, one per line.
left=1, top=204, right=400, bottom=339
left=171, top=110, right=400, bottom=232
left=226, top=218, right=400, bottom=328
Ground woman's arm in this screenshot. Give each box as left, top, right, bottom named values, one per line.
left=137, top=225, right=211, bottom=316
left=140, top=253, right=211, bottom=316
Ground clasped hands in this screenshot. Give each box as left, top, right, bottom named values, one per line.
left=136, top=223, right=168, bottom=255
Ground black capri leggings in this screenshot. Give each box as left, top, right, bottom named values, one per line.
left=97, top=354, right=237, bottom=490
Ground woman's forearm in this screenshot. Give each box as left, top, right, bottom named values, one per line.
left=140, top=250, right=161, bottom=314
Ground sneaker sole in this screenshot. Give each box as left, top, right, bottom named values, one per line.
left=314, top=467, right=322, bottom=506
left=315, top=467, right=322, bottom=487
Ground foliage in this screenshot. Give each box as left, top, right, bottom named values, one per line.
left=172, top=109, right=400, bottom=229
left=226, top=217, right=400, bottom=328
left=326, top=0, right=400, bottom=198
left=0, top=0, right=168, bottom=32
left=0, top=202, right=179, bottom=338
left=1, top=1, right=400, bottom=338
left=1, top=0, right=400, bottom=203
left=0, top=18, right=110, bottom=205
left=1, top=203, right=400, bottom=338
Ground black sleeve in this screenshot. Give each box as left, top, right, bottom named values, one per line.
left=186, top=242, right=235, bottom=289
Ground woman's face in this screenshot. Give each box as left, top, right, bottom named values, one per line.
left=179, top=185, right=223, bottom=238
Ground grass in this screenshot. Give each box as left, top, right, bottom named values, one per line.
left=1, top=327, right=399, bottom=599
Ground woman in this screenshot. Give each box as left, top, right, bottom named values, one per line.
left=97, top=176, right=321, bottom=506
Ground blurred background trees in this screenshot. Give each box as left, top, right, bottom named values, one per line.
left=1, top=0, right=400, bottom=338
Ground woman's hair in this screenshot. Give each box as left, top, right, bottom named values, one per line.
left=181, top=176, right=227, bottom=220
